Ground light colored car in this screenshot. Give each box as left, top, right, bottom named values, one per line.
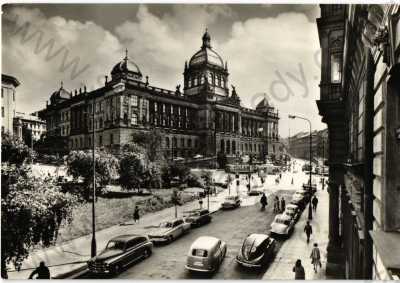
left=148, top=218, right=191, bottom=243
left=221, top=195, right=241, bottom=209
left=270, top=214, right=295, bottom=237
left=283, top=204, right=301, bottom=221
left=185, top=236, right=227, bottom=273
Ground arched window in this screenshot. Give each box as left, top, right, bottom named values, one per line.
left=232, top=141, right=236, bottom=154
left=188, top=78, right=192, bottom=88
left=220, top=139, right=225, bottom=153
left=226, top=140, right=231, bottom=154
left=166, top=137, right=170, bottom=148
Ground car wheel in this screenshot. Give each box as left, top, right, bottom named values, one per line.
left=169, top=235, right=174, bottom=243
left=143, top=248, right=152, bottom=258
left=113, top=264, right=122, bottom=275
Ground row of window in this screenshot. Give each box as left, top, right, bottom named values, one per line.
left=220, top=140, right=266, bottom=155
left=1, top=87, right=15, bottom=101
left=186, top=72, right=226, bottom=88
left=165, top=137, right=199, bottom=149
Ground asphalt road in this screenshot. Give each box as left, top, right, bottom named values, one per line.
left=92, top=189, right=296, bottom=280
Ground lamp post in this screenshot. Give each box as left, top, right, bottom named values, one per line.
left=83, top=100, right=97, bottom=257
left=288, top=114, right=313, bottom=220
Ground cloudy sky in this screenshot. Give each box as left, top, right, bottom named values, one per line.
left=2, top=4, right=324, bottom=137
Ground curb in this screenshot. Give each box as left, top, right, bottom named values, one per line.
left=52, top=264, right=88, bottom=279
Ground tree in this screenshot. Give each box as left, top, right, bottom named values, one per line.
left=161, top=163, right=190, bottom=188
left=66, top=149, right=119, bottom=199
left=131, top=128, right=165, bottom=163
left=217, top=151, right=227, bottom=169
left=1, top=132, right=77, bottom=278
left=118, top=151, right=146, bottom=193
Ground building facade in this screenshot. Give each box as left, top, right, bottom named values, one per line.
left=288, top=128, right=328, bottom=160
left=317, top=4, right=400, bottom=280
left=39, top=31, right=279, bottom=159
left=1, top=74, right=20, bottom=135
left=13, top=112, right=46, bottom=141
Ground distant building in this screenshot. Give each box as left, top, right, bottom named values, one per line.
left=14, top=112, right=47, bottom=141
left=39, top=31, right=280, bottom=159
left=1, top=74, right=20, bottom=135
left=288, top=128, right=328, bottom=160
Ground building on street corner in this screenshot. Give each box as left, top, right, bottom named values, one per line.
left=1, top=74, right=20, bottom=136
left=317, top=4, right=400, bottom=280
left=39, top=31, right=280, bottom=160
left=288, top=128, right=328, bottom=160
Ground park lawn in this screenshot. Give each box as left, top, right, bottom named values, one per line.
left=56, top=189, right=197, bottom=243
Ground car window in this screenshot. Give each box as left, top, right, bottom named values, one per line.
left=106, top=240, right=125, bottom=250
left=192, top=249, right=208, bottom=257
left=173, top=220, right=183, bottom=227
left=200, top=210, right=209, bottom=216
left=160, top=222, right=172, bottom=228
left=126, top=237, right=146, bottom=249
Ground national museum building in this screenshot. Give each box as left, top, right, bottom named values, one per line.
left=39, top=31, right=280, bottom=159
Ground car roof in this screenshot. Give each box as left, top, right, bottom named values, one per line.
left=286, top=204, right=298, bottom=208
left=245, top=233, right=270, bottom=245
left=275, top=214, right=291, bottom=221
left=110, top=234, right=143, bottom=242
left=190, top=236, right=220, bottom=251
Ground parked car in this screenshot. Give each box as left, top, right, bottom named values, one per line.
left=87, top=234, right=153, bottom=275
left=283, top=204, right=301, bottom=222
left=270, top=214, right=295, bottom=237
left=185, top=236, right=227, bottom=273
left=290, top=197, right=306, bottom=210
left=148, top=218, right=191, bottom=243
left=183, top=209, right=212, bottom=228
left=221, top=195, right=241, bottom=209
left=248, top=189, right=263, bottom=196
left=236, top=233, right=276, bottom=268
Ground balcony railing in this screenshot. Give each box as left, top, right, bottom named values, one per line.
left=320, top=83, right=343, bottom=101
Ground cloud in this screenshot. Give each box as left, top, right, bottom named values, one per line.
left=2, top=4, right=324, bottom=137
left=2, top=6, right=123, bottom=112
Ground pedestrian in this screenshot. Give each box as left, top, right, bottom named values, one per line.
left=310, top=243, right=322, bottom=273
left=279, top=173, right=282, bottom=179
left=29, top=261, right=50, bottom=279
left=291, top=177, right=294, bottom=185
left=292, top=259, right=305, bottom=280
left=199, top=197, right=203, bottom=209
left=133, top=205, right=140, bottom=223
left=312, top=195, right=319, bottom=212
left=304, top=221, right=313, bottom=243
left=280, top=197, right=286, bottom=213
left=260, top=193, right=268, bottom=210
left=274, top=196, right=280, bottom=213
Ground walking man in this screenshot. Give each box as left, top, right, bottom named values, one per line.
left=274, top=196, right=280, bottom=213
left=292, top=259, right=305, bottom=280
left=29, top=262, right=50, bottom=279
left=280, top=197, right=286, bottom=213
left=260, top=193, right=268, bottom=211
left=312, top=195, right=319, bottom=212
left=304, top=221, right=313, bottom=244
left=133, top=205, right=140, bottom=223
left=310, top=243, right=322, bottom=273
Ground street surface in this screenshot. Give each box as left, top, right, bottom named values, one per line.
left=115, top=190, right=293, bottom=279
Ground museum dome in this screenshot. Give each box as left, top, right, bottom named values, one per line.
left=111, top=49, right=142, bottom=79
left=189, top=29, right=224, bottom=69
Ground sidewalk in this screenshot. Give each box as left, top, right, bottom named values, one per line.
left=7, top=172, right=261, bottom=279
left=263, top=175, right=330, bottom=280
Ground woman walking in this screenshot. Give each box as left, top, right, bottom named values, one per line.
left=292, top=259, right=305, bottom=280
left=310, top=243, right=322, bottom=273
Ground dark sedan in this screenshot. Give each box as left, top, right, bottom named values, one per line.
left=87, top=234, right=153, bottom=275
left=236, top=233, right=276, bottom=268
left=183, top=209, right=212, bottom=227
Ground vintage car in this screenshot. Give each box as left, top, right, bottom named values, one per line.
left=183, top=209, right=212, bottom=228
left=248, top=189, right=263, bottom=196
left=87, top=234, right=153, bottom=275
left=221, top=195, right=241, bottom=209
left=270, top=214, right=295, bottom=237
left=185, top=236, right=227, bottom=273
left=236, top=233, right=276, bottom=268
left=283, top=204, right=301, bottom=222
left=148, top=218, right=191, bottom=243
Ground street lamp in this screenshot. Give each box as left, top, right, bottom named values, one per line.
left=288, top=114, right=313, bottom=220
left=84, top=100, right=97, bottom=257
